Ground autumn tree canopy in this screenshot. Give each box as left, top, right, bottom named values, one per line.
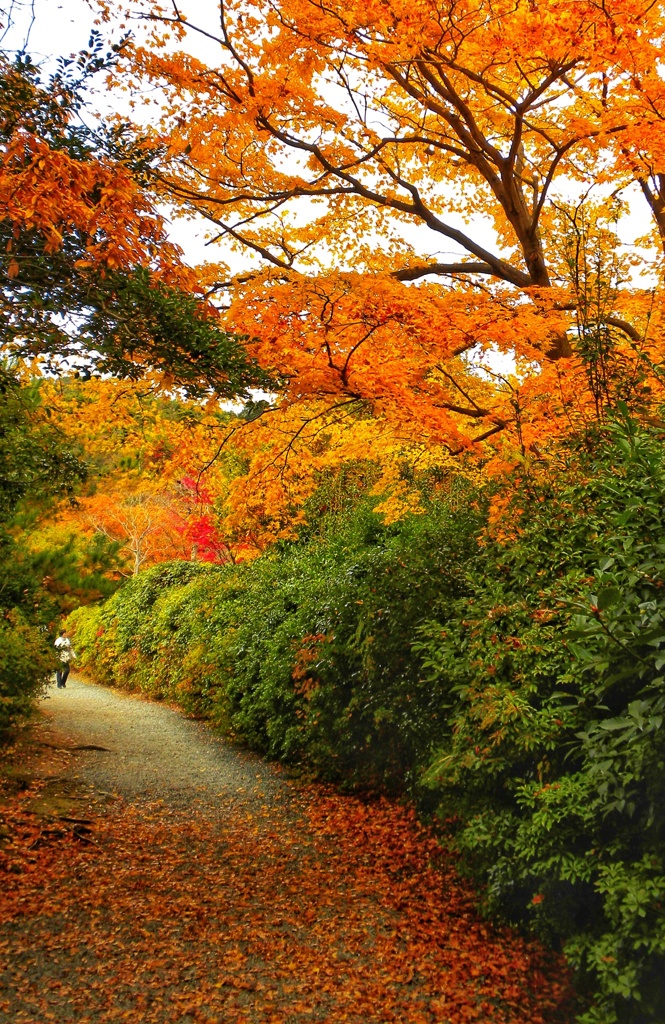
left=97, top=0, right=665, bottom=456
left=0, top=37, right=266, bottom=399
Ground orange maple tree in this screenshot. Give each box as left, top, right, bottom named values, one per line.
left=40, top=375, right=476, bottom=557
left=40, top=378, right=255, bottom=567
left=0, top=42, right=182, bottom=277
left=96, top=0, right=665, bottom=462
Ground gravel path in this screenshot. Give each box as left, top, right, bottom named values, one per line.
left=40, top=674, right=283, bottom=809
left=0, top=675, right=573, bottom=1024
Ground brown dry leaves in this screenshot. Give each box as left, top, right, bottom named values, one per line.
left=0, top=773, right=574, bottom=1024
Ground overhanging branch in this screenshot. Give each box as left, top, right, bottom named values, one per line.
left=394, top=261, right=497, bottom=281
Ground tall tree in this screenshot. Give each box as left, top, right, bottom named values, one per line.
left=110, top=0, right=665, bottom=452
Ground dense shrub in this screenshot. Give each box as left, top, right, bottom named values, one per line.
left=0, top=369, right=107, bottom=735
left=0, top=529, right=63, bottom=739
left=70, top=416, right=665, bottom=1022
left=0, top=528, right=57, bottom=736
left=71, top=493, right=480, bottom=784
left=415, top=413, right=665, bottom=1024
left=0, top=611, right=54, bottom=736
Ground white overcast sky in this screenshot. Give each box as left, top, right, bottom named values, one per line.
left=2, top=0, right=94, bottom=59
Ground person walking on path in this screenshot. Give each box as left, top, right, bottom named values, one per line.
left=54, top=630, right=76, bottom=688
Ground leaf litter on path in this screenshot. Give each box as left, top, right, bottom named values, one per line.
left=0, top=689, right=575, bottom=1024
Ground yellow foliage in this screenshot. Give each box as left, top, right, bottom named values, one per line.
left=97, top=0, right=665, bottom=461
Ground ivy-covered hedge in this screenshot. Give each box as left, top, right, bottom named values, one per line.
left=69, top=415, right=665, bottom=1024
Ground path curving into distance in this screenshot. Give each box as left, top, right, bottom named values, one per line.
left=0, top=675, right=573, bottom=1024
left=38, top=674, right=282, bottom=808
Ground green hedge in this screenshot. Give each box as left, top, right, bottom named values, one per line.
left=69, top=416, right=665, bottom=1023
left=69, top=496, right=479, bottom=786
left=414, top=414, right=665, bottom=1024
